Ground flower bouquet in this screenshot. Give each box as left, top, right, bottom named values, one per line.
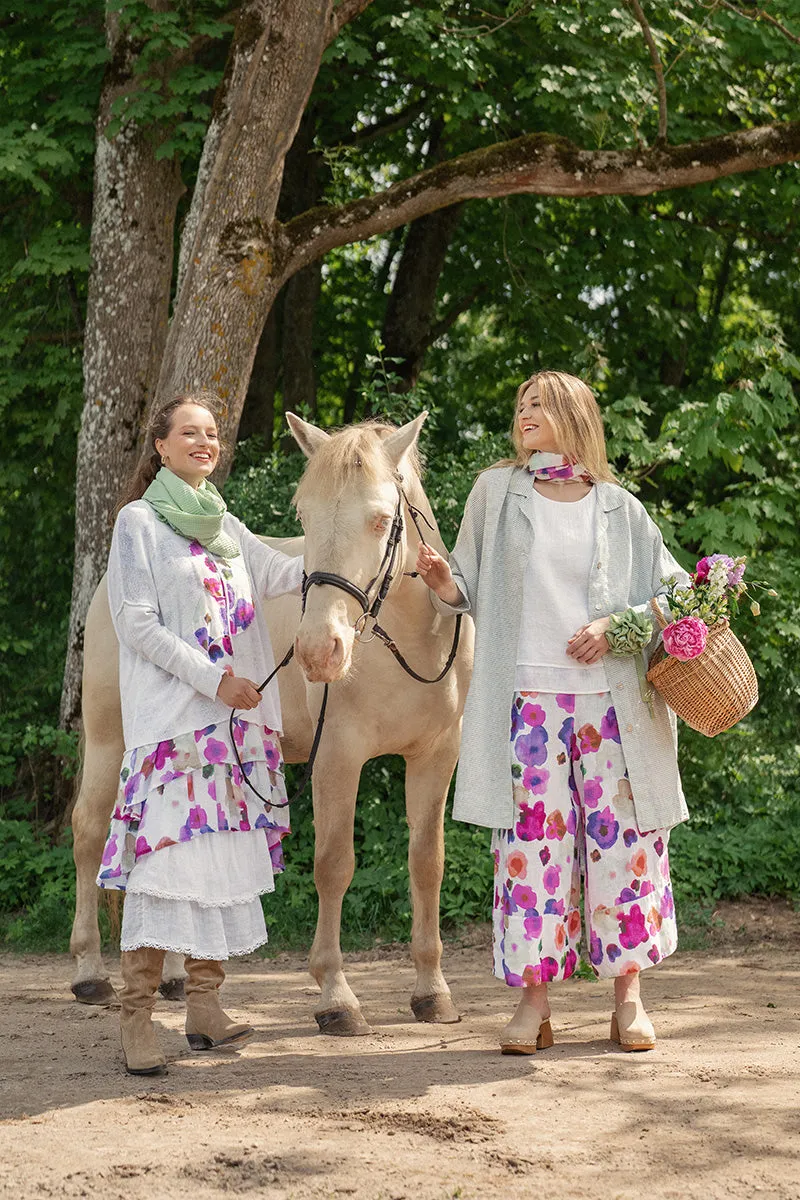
left=645, top=555, right=769, bottom=737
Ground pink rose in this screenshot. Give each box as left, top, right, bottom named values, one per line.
left=662, top=616, right=709, bottom=661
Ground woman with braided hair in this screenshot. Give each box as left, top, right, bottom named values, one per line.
left=97, top=393, right=303, bottom=1075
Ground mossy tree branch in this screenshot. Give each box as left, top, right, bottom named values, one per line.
left=327, top=0, right=375, bottom=45
left=276, top=121, right=800, bottom=282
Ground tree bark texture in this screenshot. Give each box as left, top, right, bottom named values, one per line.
left=59, top=5, right=184, bottom=730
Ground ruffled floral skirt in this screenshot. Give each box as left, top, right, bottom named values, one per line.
left=96, top=719, right=290, bottom=960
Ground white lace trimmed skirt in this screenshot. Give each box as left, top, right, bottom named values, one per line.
left=121, top=829, right=272, bottom=960
left=98, top=719, right=290, bottom=960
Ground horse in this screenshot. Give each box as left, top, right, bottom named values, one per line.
left=69, top=412, right=474, bottom=1034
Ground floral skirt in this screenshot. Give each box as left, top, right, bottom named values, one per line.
left=97, top=718, right=289, bottom=894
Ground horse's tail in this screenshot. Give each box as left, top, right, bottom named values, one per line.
left=101, top=889, right=122, bottom=941
left=59, top=723, right=86, bottom=837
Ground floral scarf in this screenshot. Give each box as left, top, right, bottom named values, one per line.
left=526, top=451, right=592, bottom=484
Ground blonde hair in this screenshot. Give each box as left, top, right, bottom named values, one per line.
left=491, top=370, right=616, bottom=483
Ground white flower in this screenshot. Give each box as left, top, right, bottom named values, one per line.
left=707, top=560, right=729, bottom=600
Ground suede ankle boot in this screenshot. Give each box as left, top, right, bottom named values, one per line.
left=184, top=957, right=254, bottom=1050
left=119, top=947, right=168, bottom=1075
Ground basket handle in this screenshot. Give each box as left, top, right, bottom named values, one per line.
left=650, top=596, right=669, bottom=630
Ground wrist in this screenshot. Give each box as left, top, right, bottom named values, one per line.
left=437, top=580, right=463, bottom=606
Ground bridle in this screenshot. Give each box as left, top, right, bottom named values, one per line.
left=230, top=476, right=462, bottom=808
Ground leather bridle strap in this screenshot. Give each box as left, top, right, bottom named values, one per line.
left=228, top=643, right=329, bottom=811
left=232, top=484, right=461, bottom=809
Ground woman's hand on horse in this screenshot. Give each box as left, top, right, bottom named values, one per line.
left=415, top=545, right=464, bottom=606
left=566, top=617, right=611, bottom=663
left=217, top=671, right=262, bottom=709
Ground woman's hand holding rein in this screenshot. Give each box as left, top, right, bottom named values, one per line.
left=216, top=665, right=262, bottom=710
left=416, top=544, right=465, bottom=608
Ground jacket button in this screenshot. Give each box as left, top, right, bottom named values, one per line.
left=626, top=723, right=634, bottom=732
left=594, top=604, right=601, bottom=611
left=596, top=562, right=602, bottom=569
left=617, top=683, right=624, bottom=689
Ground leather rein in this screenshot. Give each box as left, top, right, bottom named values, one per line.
left=230, top=479, right=462, bottom=809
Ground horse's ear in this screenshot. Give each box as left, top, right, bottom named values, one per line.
left=381, top=411, right=428, bottom=470
left=285, top=411, right=331, bottom=458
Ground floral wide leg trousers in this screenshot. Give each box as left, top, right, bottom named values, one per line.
left=492, top=691, right=678, bottom=985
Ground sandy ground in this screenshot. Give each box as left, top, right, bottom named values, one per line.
left=1, top=901, right=799, bottom=1200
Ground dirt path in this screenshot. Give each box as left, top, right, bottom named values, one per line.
left=1, top=906, right=799, bottom=1200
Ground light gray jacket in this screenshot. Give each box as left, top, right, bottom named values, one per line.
left=437, top=466, right=691, bottom=833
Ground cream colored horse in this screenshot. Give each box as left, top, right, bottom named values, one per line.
left=69, top=413, right=473, bottom=1034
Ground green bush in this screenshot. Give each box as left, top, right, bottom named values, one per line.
left=0, top=819, right=77, bottom=950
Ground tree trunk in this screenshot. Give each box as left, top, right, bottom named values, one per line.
left=156, top=0, right=337, bottom=476
left=380, top=204, right=463, bottom=392
left=59, top=7, right=184, bottom=731
left=281, top=262, right=322, bottom=415
left=239, top=302, right=279, bottom=446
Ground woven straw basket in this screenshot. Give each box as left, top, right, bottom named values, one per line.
left=645, top=598, right=759, bottom=737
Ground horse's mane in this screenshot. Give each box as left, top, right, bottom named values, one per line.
left=293, top=421, right=423, bottom=505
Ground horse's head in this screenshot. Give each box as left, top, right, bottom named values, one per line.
left=287, top=411, right=427, bottom=683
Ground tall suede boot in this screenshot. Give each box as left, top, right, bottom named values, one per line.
left=184, top=957, right=254, bottom=1050
left=119, top=947, right=168, bottom=1076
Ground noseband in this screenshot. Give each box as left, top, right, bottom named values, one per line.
left=231, top=480, right=462, bottom=807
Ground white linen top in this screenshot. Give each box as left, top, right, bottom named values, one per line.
left=107, top=499, right=304, bottom=749
left=515, top=485, right=609, bottom=693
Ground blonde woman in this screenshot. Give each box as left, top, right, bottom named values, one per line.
left=416, top=371, right=689, bottom=1053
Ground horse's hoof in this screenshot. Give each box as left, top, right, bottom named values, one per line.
left=71, top=979, right=118, bottom=1006
left=315, top=1007, right=372, bottom=1036
left=411, top=993, right=461, bottom=1024
left=158, top=978, right=186, bottom=1002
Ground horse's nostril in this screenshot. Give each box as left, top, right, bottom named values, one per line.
left=329, top=638, right=344, bottom=669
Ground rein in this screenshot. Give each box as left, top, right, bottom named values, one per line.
left=230, top=480, right=461, bottom=809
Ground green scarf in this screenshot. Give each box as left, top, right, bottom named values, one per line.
left=143, top=468, right=240, bottom=559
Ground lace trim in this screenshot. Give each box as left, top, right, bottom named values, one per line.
left=120, top=934, right=269, bottom=959
left=124, top=882, right=275, bottom=908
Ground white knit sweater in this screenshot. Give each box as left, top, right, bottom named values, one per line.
left=107, top=500, right=304, bottom=750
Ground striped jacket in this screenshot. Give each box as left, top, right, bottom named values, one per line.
left=436, top=466, right=691, bottom=833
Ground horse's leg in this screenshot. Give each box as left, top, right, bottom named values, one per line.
left=308, top=750, right=371, bottom=1036
left=405, top=740, right=461, bottom=1024
left=70, top=738, right=121, bottom=1005
left=159, top=952, right=186, bottom=1001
